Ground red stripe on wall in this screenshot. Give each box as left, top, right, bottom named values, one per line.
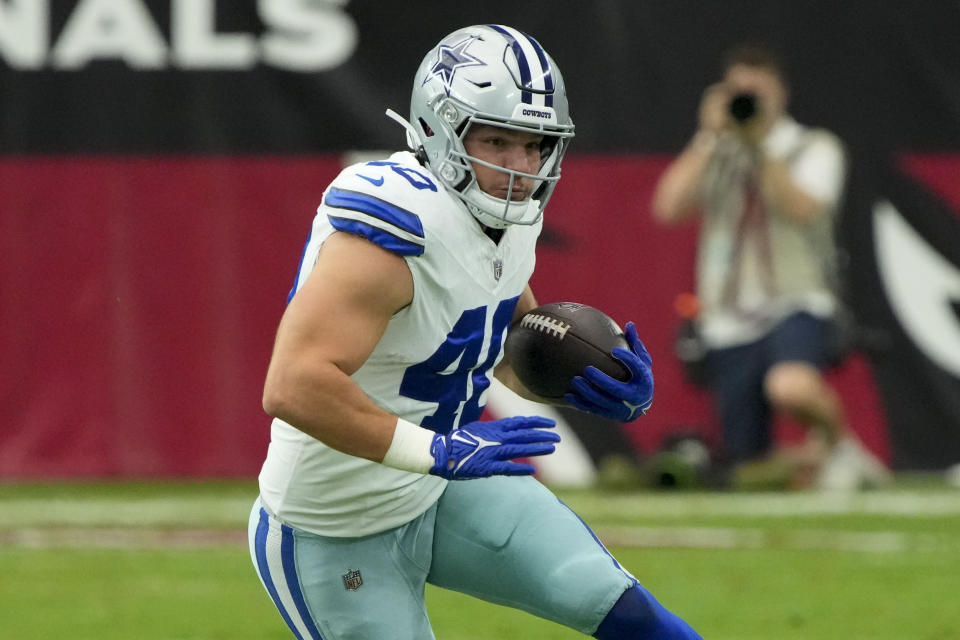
left=899, top=154, right=960, bottom=219
left=0, top=154, right=889, bottom=478
left=1, top=156, right=340, bottom=477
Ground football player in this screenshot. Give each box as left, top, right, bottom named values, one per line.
left=249, top=24, right=702, bottom=639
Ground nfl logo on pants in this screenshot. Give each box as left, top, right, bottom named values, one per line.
left=342, top=569, right=363, bottom=591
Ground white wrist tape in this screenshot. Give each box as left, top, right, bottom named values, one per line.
left=381, top=418, right=436, bottom=474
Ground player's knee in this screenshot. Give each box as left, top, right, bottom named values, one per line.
left=764, top=362, right=821, bottom=411
left=593, top=584, right=701, bottom=640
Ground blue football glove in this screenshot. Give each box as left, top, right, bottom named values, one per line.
left=428, top=416, right=560, bottom=480
left=565, top=321, right=653, bottom=422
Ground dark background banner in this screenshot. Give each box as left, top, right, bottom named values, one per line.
left=4, top=2, right=959, bottom=154
left=2, top=1, right=958, bottom=476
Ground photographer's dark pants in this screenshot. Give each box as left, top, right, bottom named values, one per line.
left=705, top=311, right=835, bottom=463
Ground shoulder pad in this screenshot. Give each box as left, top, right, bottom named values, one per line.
left=323, top=187, right=425, bottom=256
left=322, top=154, right=443, bottom=257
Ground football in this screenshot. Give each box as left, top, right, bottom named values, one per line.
left=504, top=302, right=630, bottom=399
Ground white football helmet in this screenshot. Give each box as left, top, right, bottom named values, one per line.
left=391, top=24, right=575, bottom=229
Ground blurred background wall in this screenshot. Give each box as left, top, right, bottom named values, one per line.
left=2, top=0, right=959, bottom=478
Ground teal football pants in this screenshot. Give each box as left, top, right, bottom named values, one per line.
left=248, top=476, right=634, bottom=639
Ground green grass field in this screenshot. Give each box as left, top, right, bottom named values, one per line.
left=1, top=479, right=959, bottom=639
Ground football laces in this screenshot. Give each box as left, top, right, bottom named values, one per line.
left=520, top=314, right=571, bottom=339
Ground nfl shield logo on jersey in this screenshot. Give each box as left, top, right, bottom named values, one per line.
left=342, top=569, right=363, bottom=591
left=493, top=259, right=503, bottom=281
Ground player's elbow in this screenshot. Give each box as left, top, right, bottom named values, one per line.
left=261, top=365, right=292, bottom=419
left=787, top=197, right=825, bottom=225
left=261, top=383, right=281, bottom=418
left=651, top=189, right=693, bottom=225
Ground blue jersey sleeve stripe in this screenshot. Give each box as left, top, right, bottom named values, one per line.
left=286, top=226, right=313, bottom=305
left=324, top=188, right=425, bottom=238
left=329, top=216, right=425, bottom=256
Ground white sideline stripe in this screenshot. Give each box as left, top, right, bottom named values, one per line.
left=2, top=490, right=960, bottom=529
left=1, top=525, right=950, bottom=554
left=593, top=526, right=947, bottom=553
left=0, top=527, right=246, bottom=549
left=569, top=491, right=960, bottom=518
left=0, top=496, right=253, bottom=527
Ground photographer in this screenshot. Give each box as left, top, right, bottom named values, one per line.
left=651, top=44, right=889, bottom=490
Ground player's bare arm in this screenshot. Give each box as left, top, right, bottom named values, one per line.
left=651, top=83, right=726, bottom=224
left=759, top=155, right=824, bottom=224
left=262, top=230, right=413, bottom=463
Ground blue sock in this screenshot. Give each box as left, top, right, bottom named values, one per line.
left=593, top=583, right=702, bottom=639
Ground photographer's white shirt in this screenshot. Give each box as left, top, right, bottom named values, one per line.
left=695, top=117, right=847, bottom=348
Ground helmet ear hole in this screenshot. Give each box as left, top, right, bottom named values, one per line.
left=452, top=173, right=472, bottom=192
left=540, top=136, right=559, bottom=163
left=418, top=118, right=435, bottom=137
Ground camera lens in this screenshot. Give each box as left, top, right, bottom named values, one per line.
left=729, top=92, right=757, bottom=123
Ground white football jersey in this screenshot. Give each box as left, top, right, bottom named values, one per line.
left=258, top=151, right=542, bottom=537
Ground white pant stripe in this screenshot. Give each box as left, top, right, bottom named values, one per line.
left=253, top=507, right=323, bottom=640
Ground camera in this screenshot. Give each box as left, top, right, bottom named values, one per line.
left=728, top=92, right=757, bottom=123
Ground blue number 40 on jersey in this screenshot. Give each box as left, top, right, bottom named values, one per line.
left=400, top=296, right=519, bottom=434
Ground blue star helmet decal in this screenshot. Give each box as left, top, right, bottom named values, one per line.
left=423, top=36, right=486, bottom=95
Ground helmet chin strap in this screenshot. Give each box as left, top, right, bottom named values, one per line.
left=464, top=183, right=541, bottom=229
left=385, top=109, right=424, bottom=153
